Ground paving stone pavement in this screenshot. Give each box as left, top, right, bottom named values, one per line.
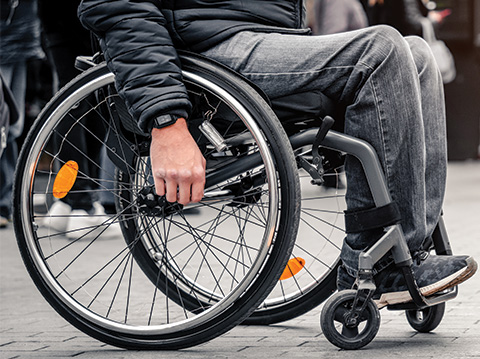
left=1, top=161, right=479, bottom=359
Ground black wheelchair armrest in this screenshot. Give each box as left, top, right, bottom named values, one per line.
left=75, top=56, right=96, bottom=72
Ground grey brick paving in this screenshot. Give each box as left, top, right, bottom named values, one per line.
left=1, top=161, right=479, bottom=359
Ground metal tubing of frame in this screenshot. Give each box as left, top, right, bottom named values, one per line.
left=358, top=225, right=412, bottom=271
left=205, top=152, right=262, bottom=189
left=289, top=128, right=392, bottom=207
left=432, top=216, right=453, bottom=255
left=207, top=128, right=393, bottom=205
left=290, top=126, right=460, bottom=307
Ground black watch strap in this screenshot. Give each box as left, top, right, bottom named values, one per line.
left=152, top=114, right=180, bottom=129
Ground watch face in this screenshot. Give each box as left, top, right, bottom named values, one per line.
left=154, top=115, right=176, bottom=128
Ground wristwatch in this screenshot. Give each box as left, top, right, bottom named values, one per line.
left=151, top=114, right=180, bottom=130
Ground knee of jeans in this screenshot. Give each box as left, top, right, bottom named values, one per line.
left=367, top=25, right=412, bottom=61
left=405, top=35, right=438, bottom=76
left=368, top=24, right=405, bottom=45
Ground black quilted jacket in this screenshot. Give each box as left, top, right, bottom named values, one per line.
left=78, top=0, right=308, bottom=133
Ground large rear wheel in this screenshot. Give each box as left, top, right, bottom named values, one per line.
left=13, top=56, right=300, bottom=349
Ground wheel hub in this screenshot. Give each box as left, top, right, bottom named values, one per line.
left=344, top=312, right=359, bottom=327
left=225, top=175, right=263, bottom=208
left=137, top=185, right=183, bottom=216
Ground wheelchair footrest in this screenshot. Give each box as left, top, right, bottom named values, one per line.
left=386, top=286, right=458, bottom=311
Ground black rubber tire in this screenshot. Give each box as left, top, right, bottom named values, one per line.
left=405, top=303, right=445, bottom=333
left=320, top=290, right=380, bottom=350
left=13, top=57, right=300, bottom=350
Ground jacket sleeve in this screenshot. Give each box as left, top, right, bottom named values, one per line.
left=78, top=0, right=191, bottom=134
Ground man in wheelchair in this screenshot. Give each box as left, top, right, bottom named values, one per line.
left=78, top=0, right=476, bottom=309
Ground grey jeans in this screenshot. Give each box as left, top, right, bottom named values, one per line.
left=202, top=25, right=447, bottom=275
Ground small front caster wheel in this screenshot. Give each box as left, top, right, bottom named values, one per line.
left=406, top=303, right=445, bottom=333
left=320, top=289, right=380, bottom=350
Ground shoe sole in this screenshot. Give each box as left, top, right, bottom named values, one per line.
left=375, top=256, right=478, bottom=308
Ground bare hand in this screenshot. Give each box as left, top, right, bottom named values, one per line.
left=150, top=118, right=206, bottom=205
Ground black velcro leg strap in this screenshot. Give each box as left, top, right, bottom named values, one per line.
left=344, top=203, right=401, bottom=234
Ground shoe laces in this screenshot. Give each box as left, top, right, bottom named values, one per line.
left=412, top=250, right=430, bottom=265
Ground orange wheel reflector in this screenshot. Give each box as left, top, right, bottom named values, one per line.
left=52, top=161, right=79, bottom=199
left=279, top=257, right=306, bottom=281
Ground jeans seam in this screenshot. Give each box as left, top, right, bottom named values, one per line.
left=369, top=75, right=391, bottom=188
left=358, top=61, right=374, bottom=71
left=241, top=65, right=354, bottom=77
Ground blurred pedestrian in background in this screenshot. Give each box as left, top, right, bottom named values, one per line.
left=37, top=0, right=120, bottom=238
left=306, top=0, right=368, bottom=35
left=1, top=72, right=18, bottom=159
left=361, top=0, right=451, bottom=36
left=361, top=0, right=455, bottom=83
left=0, top=0, right=44, bottom=228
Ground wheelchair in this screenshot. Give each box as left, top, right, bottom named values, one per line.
left=12, top=52, right=457, bottom=350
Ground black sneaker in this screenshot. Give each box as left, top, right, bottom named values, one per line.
left=337, top=252, right=477, bottom=308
